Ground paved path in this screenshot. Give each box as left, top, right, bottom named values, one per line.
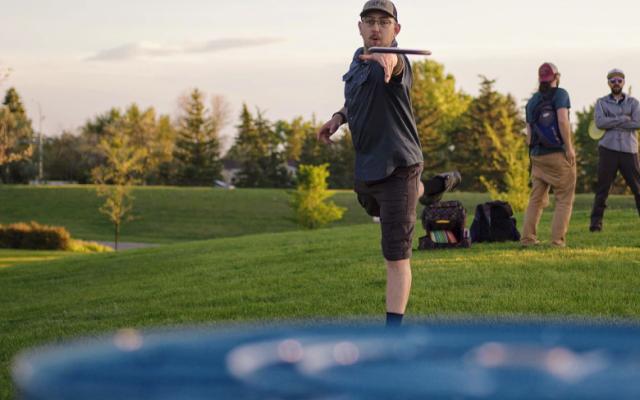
left=96, top=242, right=160, bottom=251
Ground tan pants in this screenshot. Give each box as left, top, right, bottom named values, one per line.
left=521, top=152, right=577, bottom=246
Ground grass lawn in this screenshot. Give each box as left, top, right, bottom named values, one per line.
left=2, top=210, right=640, bottom=397
left=0, top=188, right=638, bottom=398
left=0, top=249, right=76, bottom=269
left=0, top=185, right=376, bottom=243
left=2, top=184, right=633, bottom=244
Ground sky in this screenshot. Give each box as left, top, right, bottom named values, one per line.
left=2, top=0, right=640, bottom=148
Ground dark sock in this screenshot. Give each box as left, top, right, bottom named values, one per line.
left=386, top=312, right=404, bottom=327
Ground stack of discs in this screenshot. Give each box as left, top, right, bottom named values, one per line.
left=429, top=230, right=458, bottom=244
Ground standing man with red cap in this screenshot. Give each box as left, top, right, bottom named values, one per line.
left=521, top=62, right=577, bottom=247
left=317, top=0, right=423, bottom=327
left=590, top=69, right=640, bottom=231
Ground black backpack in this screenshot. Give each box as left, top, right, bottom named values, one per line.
left=418, top=200, right=471, bottom=250
left=470, top=201, right=521, bottom=243
left=531, top=89, right=564, bottom=149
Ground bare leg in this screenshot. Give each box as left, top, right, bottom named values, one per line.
left=386, top=258, right=412, bottom=314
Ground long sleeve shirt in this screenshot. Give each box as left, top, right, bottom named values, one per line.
left=595, top=93, right=640, bottom=154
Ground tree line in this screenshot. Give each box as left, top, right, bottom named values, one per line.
left=0, top=60, right=629, bottom=193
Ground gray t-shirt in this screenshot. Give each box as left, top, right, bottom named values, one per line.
left=343, top=47, right=423, bottom=182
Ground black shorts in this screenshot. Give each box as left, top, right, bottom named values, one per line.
left=354, top=164, right=423, bottom=261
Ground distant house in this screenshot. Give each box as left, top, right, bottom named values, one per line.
left=286, top=160, right=298, bottom=178
left=221, top=159, right=299, bottom=186
left=221, top=159, right=241, bottom=185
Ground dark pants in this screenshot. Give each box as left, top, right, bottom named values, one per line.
left=354, top=164, right=423, bottom=261
left=590, top=146, right=640, bottom=227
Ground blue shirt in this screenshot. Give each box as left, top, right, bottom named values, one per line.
left=343, top=47, right=423, bottom=182
left=525, top=87, right=571, bottom=156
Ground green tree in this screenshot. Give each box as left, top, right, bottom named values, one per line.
left=478, top=109, right=529, bottom=211
left=411, top=60, right=471, bottom=173
left=43, top=131, right=87, bottom=182
left=574, top=105, right=599, bottom=193
left=0, top=88, right=34, bottom=183
left=173, top=89, right=226, bottom=186
left=151, top=115, right=177, bottom=185
left=290, top=164, right=345, bottom=229
left=299, top=123, right=355, bottom=189
left=81, top=106, right=176, bottom=185
left=92, top=123, right=146, bottom=251
left=231, top=104, right=291, bottom=188
left=453, top=77, right=526, bottom=191
left=120, top=104, right=176, bottom=184
left=277, top=117, right=308, bottom=163
left=80, top=108, right=123, bottom=183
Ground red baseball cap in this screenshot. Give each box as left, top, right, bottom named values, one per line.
left=538, top=62, right=559, bottom=83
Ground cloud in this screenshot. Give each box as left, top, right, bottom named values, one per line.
left=87, top=38, right=283, bottom=61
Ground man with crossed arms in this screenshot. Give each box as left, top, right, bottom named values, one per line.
left=591, top=68, right=640, bottom=231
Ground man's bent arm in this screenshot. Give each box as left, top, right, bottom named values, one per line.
left=317, top=106, right=347, bottom=144
left=334, top=106, right=348, bottom=125
left=617, top=100, right=640, bottom=130
left=595, top=99, right=628, bottom=129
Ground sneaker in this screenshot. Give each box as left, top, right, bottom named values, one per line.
left=589, top=224, right=602, bottom=232
left=520, top=239, right=541, bottom=248
left=419, top=171, right=462, bottom=206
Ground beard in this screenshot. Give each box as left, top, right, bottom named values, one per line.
left=611, top=86, right=623, bottom=95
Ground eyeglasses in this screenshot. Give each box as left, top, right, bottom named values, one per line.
left=361, top=17, right=395, bottom=28
left=609, top=78, right=624, bottom=84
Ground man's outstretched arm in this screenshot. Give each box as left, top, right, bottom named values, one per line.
left=358, top=53, right=404, bottom=83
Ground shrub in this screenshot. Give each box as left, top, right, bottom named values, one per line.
left=290, top=164, right=346, bottom=229
left=68, top=239, right=113, bottom=253
left=0, top=221, right=71, bottom=250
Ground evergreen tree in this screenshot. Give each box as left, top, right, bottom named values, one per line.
left=453, top=77, right=526, bottom=191
left=80, top=108, right=122, bottom=183
left=478, top=109, right=529, bottom=211
left=299, top=123, right=354, bottom=189
left=232, top=105, right=291, bottom=188
left=0, top=88, right=34, bottom=183
left=411, top=60, right=471, bottom=173
left=173, top=89, right=225, bottom=186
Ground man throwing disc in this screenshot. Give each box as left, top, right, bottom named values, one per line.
left=317, top=0, right=424, bottom=327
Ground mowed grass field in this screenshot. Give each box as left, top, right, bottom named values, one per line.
left=0, top=185, right=375, bottom=243
left=1, top=185, right=639, bottom=399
